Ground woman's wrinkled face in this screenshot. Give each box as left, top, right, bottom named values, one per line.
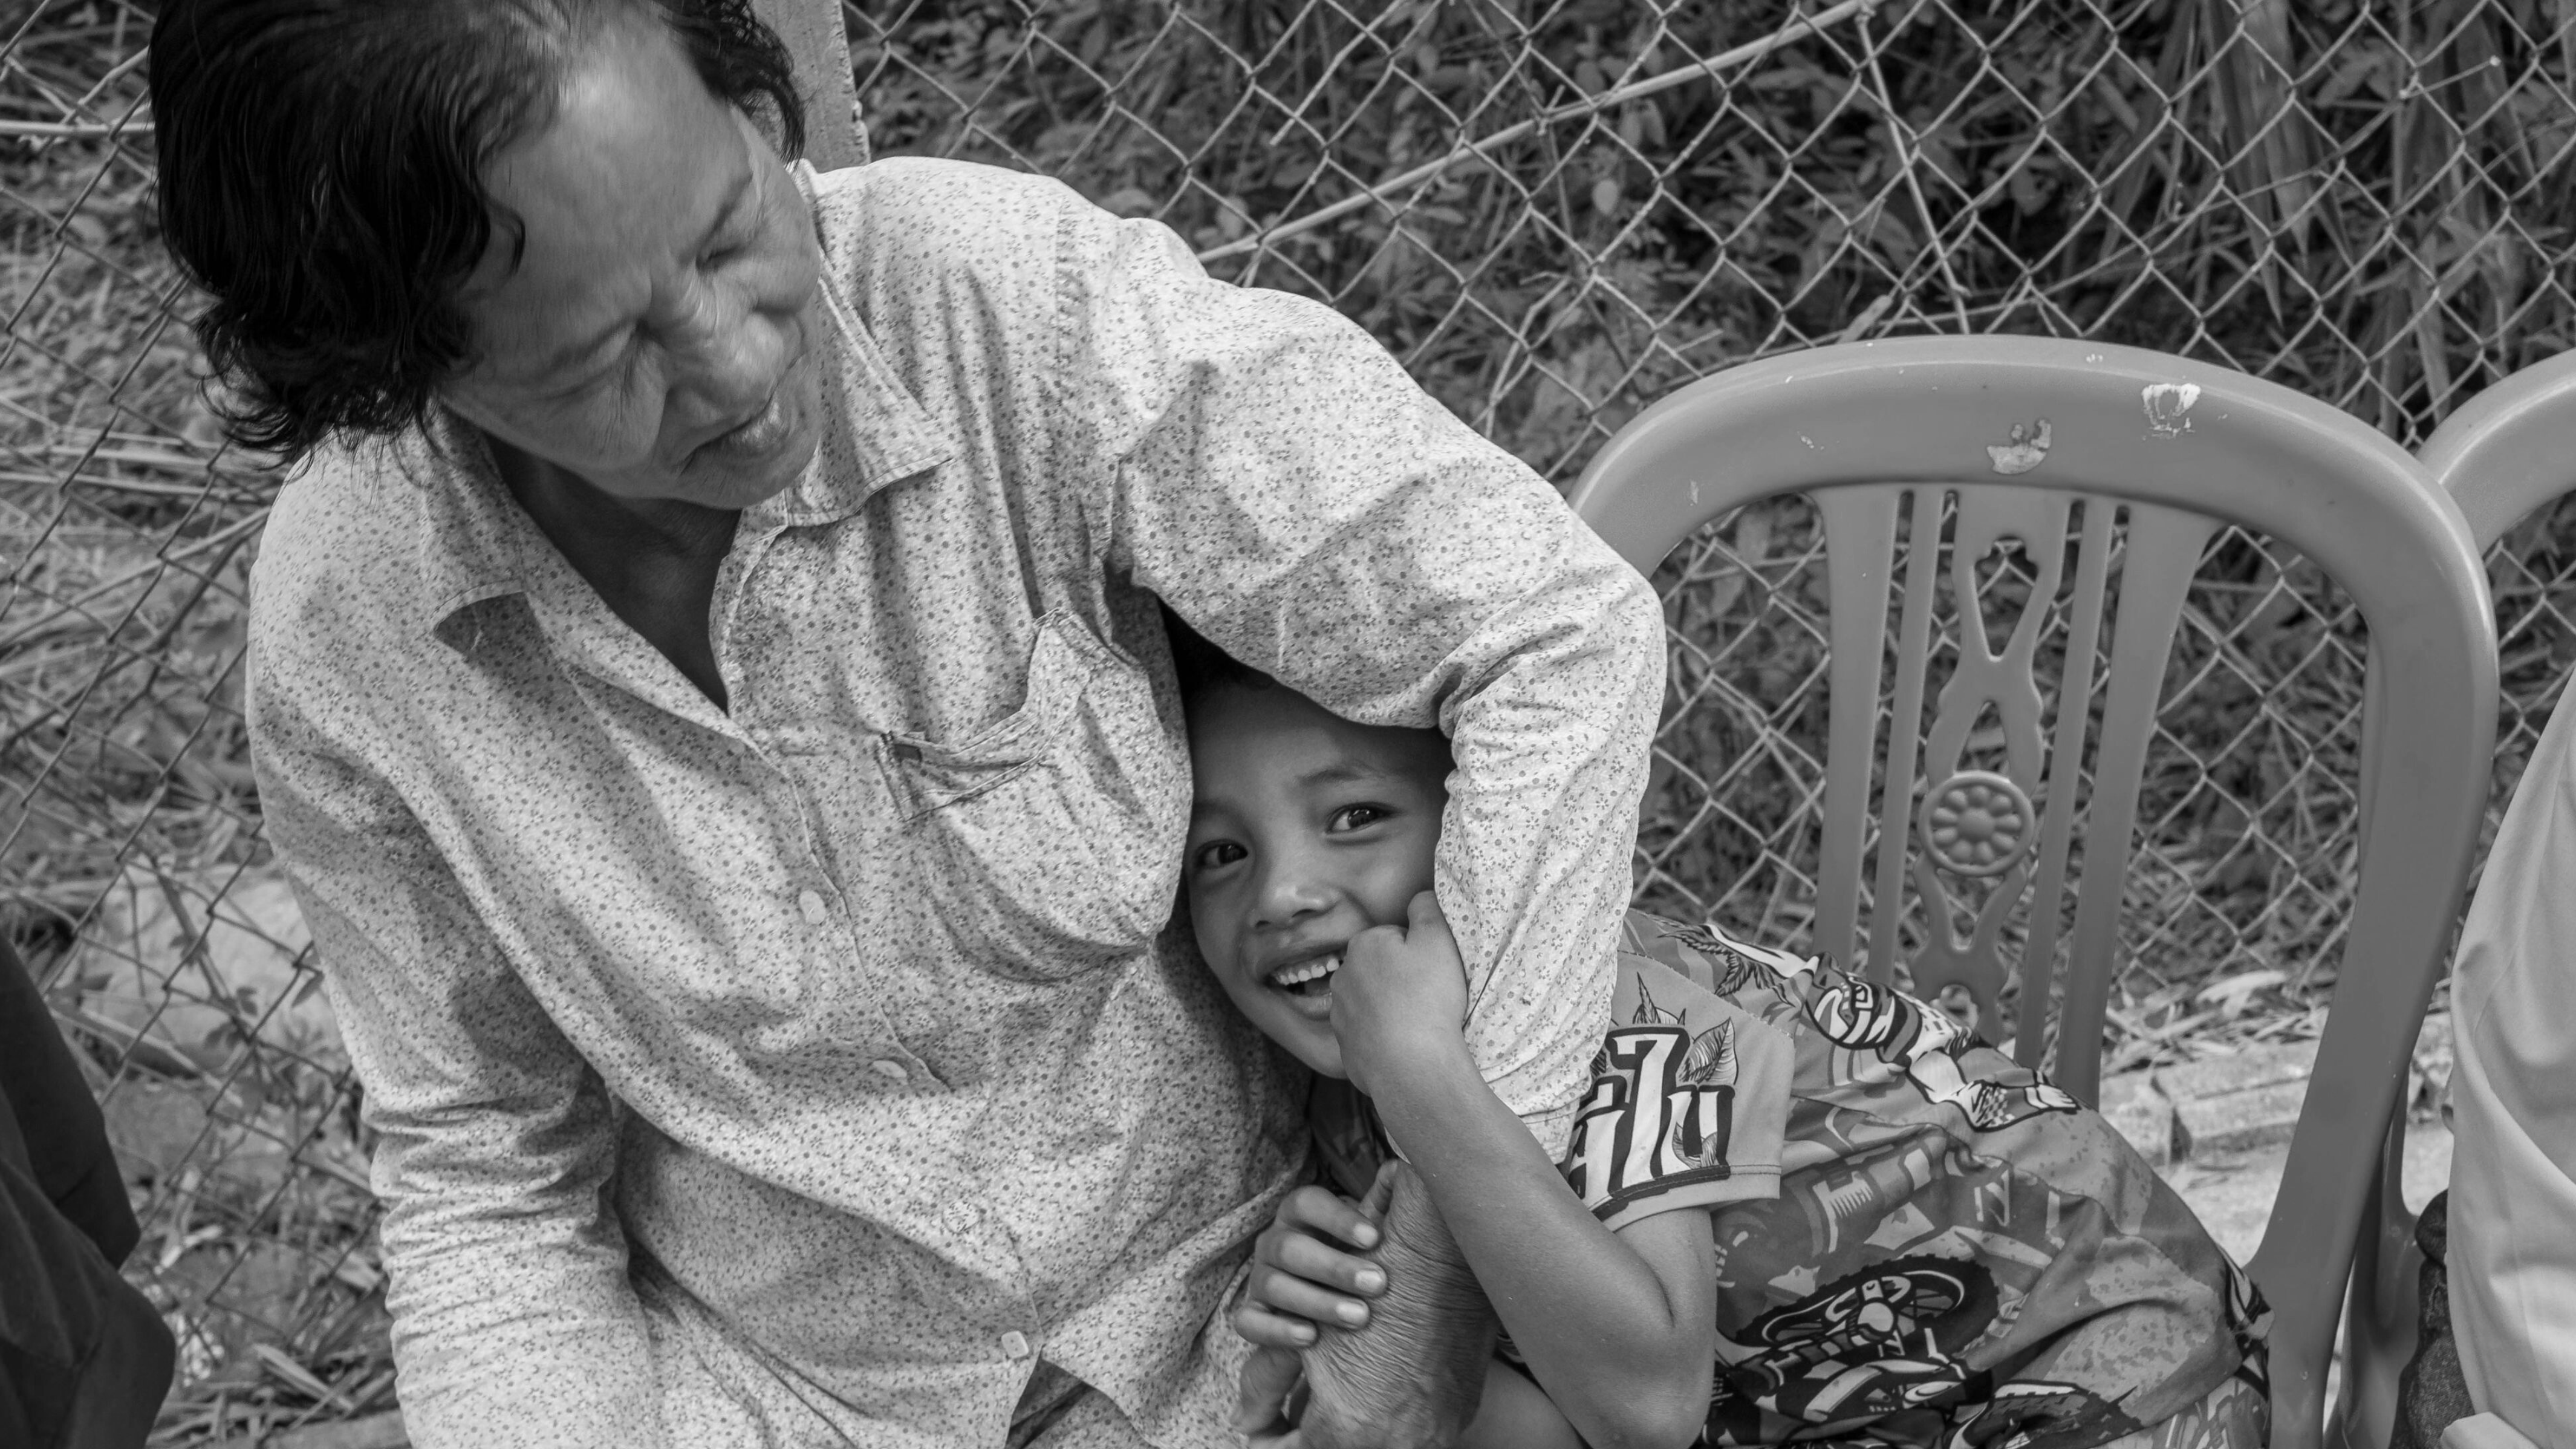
left=1183, top=682, right=1453, bottom=1079
left=441, top=15, right=827, bottom=510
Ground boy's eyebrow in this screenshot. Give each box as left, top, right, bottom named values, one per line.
left=1295, top=760, right=1400, bottom=788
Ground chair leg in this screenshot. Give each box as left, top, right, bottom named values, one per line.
left=2332, top=1113, right=2422, bottom=1447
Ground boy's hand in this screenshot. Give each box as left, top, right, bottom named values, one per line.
left=1236, top=1168, right=1396, bottom=1348
left=1331, top=891, right=1471, bottom=1099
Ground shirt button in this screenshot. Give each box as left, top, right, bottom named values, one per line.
left=940, top=1200, right=980, bottom=1234
left=797, top=889, right=828, bottom=925
left=1000, top=1330, right=1032, bottom=1360
left=869, top=1058, right=908, bottom=1083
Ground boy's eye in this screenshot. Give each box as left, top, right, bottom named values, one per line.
left=1191, top=840, right=1246, bottom=871
left=1329, top=805, right=1390, bottom=833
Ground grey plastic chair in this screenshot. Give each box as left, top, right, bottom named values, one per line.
left=2330, top=354, right=2576, bottom=1449
left=1568, top=336, right=2497, bottom=1449
left=752, top=0, right=866, bottom=171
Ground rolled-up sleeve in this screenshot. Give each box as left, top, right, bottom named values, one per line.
left=250, top=634, right=662, bottom=1449
left=2450, top=683, right=2576, bottom=1447
left=1056, top=200, right=1662, bottom=1156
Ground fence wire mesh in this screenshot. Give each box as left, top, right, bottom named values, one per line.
left=3, top=0, right=2574, bottom=1438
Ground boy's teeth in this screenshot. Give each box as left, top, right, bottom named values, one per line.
left=1270, top=953, right=1342, bottom=988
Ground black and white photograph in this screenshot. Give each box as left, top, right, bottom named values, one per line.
left=3, top=2, right=2573, bottom=1447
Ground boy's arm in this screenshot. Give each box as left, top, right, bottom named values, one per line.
left=1369, top=1042, right=1716, bottom=1449
left=1460, top=1360, right=1587, bottom=1449
left=1335, top=894, right=1717, bottom=1449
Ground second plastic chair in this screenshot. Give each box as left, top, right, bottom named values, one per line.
left=2332, top=353, right=2576, bottom=1449
left=1568, top=336, right=2497, bottom=1449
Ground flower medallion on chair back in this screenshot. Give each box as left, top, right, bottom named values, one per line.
left=1639, top=483, right=2216, bottom=1107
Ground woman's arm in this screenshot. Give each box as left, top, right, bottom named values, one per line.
left=1335, top=895, right=1717, bottom=1449
left=1053, top=191, right=1663, bottom=1159
left=250, top=635, right=663, bottom=1449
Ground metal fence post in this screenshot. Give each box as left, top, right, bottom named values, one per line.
left=755, top=0, right=864, bottom=170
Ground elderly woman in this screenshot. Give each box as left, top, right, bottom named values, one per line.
left=149, top=1, right=1659, bottom=1446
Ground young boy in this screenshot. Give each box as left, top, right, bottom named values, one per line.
left=1170, top=623, right=2268, bottom=1449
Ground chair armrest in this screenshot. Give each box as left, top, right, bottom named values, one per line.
left=2442, top=1415, right=2543, bottom=1449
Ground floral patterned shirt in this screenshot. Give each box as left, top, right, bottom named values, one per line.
left=247, top=157, right=1660, bottom=1448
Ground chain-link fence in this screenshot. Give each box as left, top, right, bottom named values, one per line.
left=849, top=0, right=2576, bottom=1040
left=5, top=0, right=2575, bottom=1438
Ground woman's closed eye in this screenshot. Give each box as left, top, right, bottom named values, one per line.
left=701, top=169, right=767, bottom=270
left=550, top=333, right=642, bottom=401
left=701, top=178, right=774, bottom=272
left=699, top=230, right=751, bottom=269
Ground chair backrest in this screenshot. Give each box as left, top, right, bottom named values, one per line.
left=1569, top=336, right=2496, bottom=1449
left=752, top=0, right=867, bottom=171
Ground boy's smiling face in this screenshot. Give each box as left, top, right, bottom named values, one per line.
left=1184, top=681, right=1452, bottom=1079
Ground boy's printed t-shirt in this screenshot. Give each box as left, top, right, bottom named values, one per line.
left=1307, top=962, right=1792, bottom=1219
left=1308, top=910, right=2271, bottom=1449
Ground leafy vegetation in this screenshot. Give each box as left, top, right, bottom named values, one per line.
left=850, top=0, right=2576, bottom=1025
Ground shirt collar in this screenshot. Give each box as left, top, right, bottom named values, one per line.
left=406, top=418, right=532, bottom=647
left=414, top=157, right=954, bottom=643
left=754, top=159, right=953, bottom=529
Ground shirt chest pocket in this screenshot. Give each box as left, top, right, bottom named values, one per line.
left=876, top=611, right=1186, bottom=978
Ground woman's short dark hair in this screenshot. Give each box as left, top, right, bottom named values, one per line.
left=150, top=0, right=806, bottom=461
